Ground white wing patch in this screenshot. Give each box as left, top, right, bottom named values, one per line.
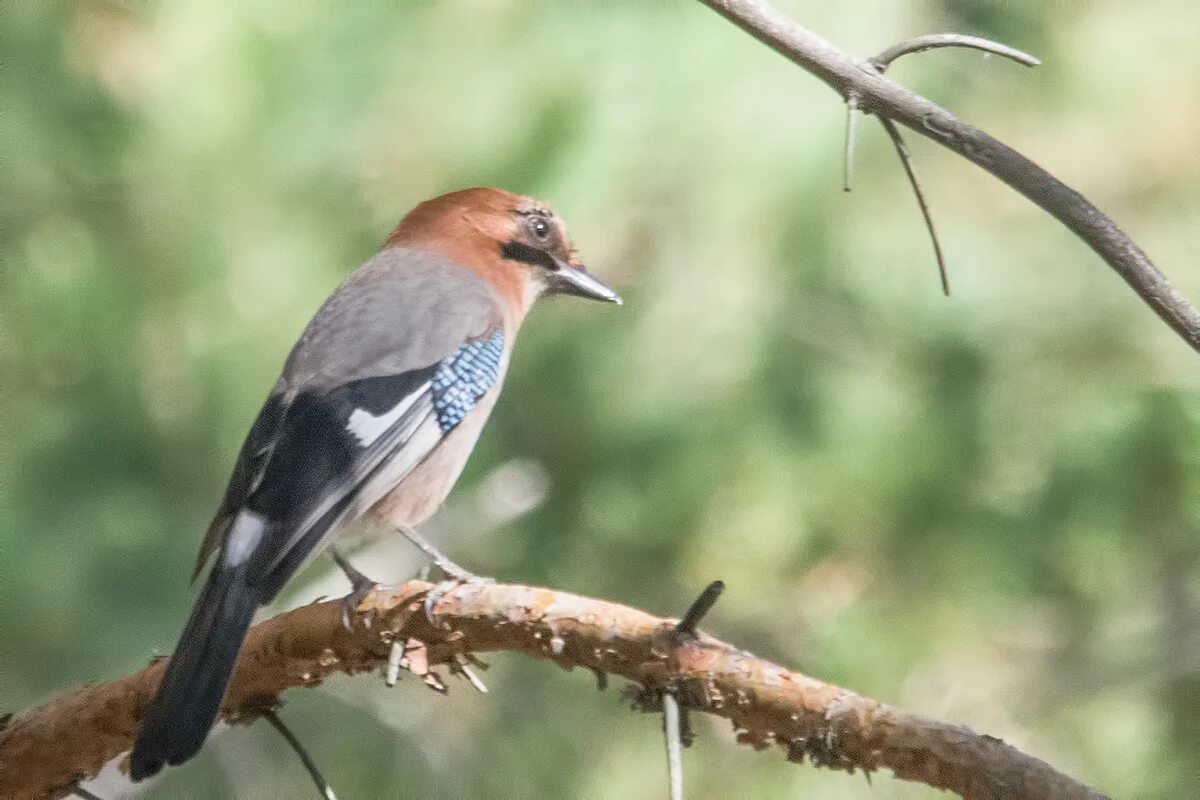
left=346, top=381, right=430, bottom=447
left=287, top=410, right=444, bottom=569
left=348, top=414, right=444, bottom=516
left=222, top=510, right=266, bottom=567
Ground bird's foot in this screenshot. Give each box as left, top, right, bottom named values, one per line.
left=422, top=572, right=495, bottom=625
left=390, top=526, right=493, bottom=624
left=331, top=549, right=379, bottom=630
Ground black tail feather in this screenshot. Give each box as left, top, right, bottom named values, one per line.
left=129, top=563, right=261, bottom=781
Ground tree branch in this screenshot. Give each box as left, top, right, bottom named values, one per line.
left=697, top=0, right=1200, bottom=353
left=0, top=580, right=1107, bottom=800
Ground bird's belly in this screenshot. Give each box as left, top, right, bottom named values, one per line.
left=368, top=385, right=501, bottom=529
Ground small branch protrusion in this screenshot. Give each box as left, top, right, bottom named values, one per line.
left=675, top=580, right=726, bottom=638
left=870, top=33, right=1041, bottom=73
left=385, top=640, right=404, bottom=687
left=843, top=91, right=860, bottom=192
left=451, top=653, right=490, bottom=694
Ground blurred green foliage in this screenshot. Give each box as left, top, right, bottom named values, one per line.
left=2, top=1, right=1198, bottom=797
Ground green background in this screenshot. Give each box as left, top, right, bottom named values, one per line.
left=2, top=1, right=1198, bottom=797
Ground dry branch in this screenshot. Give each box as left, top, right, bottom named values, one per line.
left=0, top=580, right=1107, bottom=800
left=697, top=0, right=1200, bottom=353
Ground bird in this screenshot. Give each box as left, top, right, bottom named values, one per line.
left=129, top=187, right=621, bottom=780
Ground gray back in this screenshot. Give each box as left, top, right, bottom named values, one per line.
left=282, top=245, right=503, bottom=391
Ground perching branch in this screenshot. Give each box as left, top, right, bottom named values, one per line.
left=697, top=0, right=1200, bottom=353
left=0, top=580, right=1107, bottom=800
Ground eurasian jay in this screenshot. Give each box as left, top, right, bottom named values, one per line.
left=129, top=187, right=620, bottom=780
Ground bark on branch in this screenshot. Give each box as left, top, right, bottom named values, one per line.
left=0, top=580, right=1107, bottom=799
left=697, top=0, right=1200, bottom=353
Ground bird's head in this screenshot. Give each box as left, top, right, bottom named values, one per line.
left=387, top=187, right=621, bottom=313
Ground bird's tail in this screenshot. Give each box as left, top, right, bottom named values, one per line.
left=129, top=560, right=261, bottom=781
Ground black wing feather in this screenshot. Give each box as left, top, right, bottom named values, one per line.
left=248, top=365, right=439, bottom=597
left=193, top=391, right=287, bottom=580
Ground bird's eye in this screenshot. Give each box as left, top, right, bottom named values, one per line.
left=528, top=216, right=552, bottom=243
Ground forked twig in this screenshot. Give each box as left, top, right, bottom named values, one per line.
left=697, top=0, right=1200, bottom=352
left=865, top=31, right=1039, bottom=296
left=868, top=31, right=1040, bottom=295
left=839, top=31, right=1039, bottom=296
left=263, top=710, right=338, bottom=800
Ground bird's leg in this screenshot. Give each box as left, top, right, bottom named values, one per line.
left=394, top=525, right=478, bottom=581
left=393, top=525, right=492, bottom=623
left=68, top=782, right=105, bottom=800
left=330, top=549, right=378, bottom=630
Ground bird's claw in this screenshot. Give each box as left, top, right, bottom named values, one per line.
left=330, top=548, right=381, bottom=630
left=340, top=578, right=379, bottom=631
left=423, top=573, right=494, bottom=626
left=431, top=555, right=476, bottom=583
left=390, top=525, right=492, bottom=625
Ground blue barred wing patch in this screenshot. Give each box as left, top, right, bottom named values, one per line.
left=431, top=329, right=505, bottom=433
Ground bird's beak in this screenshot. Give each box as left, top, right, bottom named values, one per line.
left=551, top=256, right=622, bottom=304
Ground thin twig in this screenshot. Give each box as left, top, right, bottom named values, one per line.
left=843, top=91, right=859, bottom=192
left=696, top=0, right=1200, bottom=353
left=878, top=116, right=951, bottom=295
left=452, top=653, right=490, bottom=693
left=71, top=785, right=105, bottom=800
left=871, top=33, right=1041, bottom=72
left=263, top=710, right=338, bottom=800
left=662, top=692, right=684, bottom=800
left=385, top=639, right=404, bottom=687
